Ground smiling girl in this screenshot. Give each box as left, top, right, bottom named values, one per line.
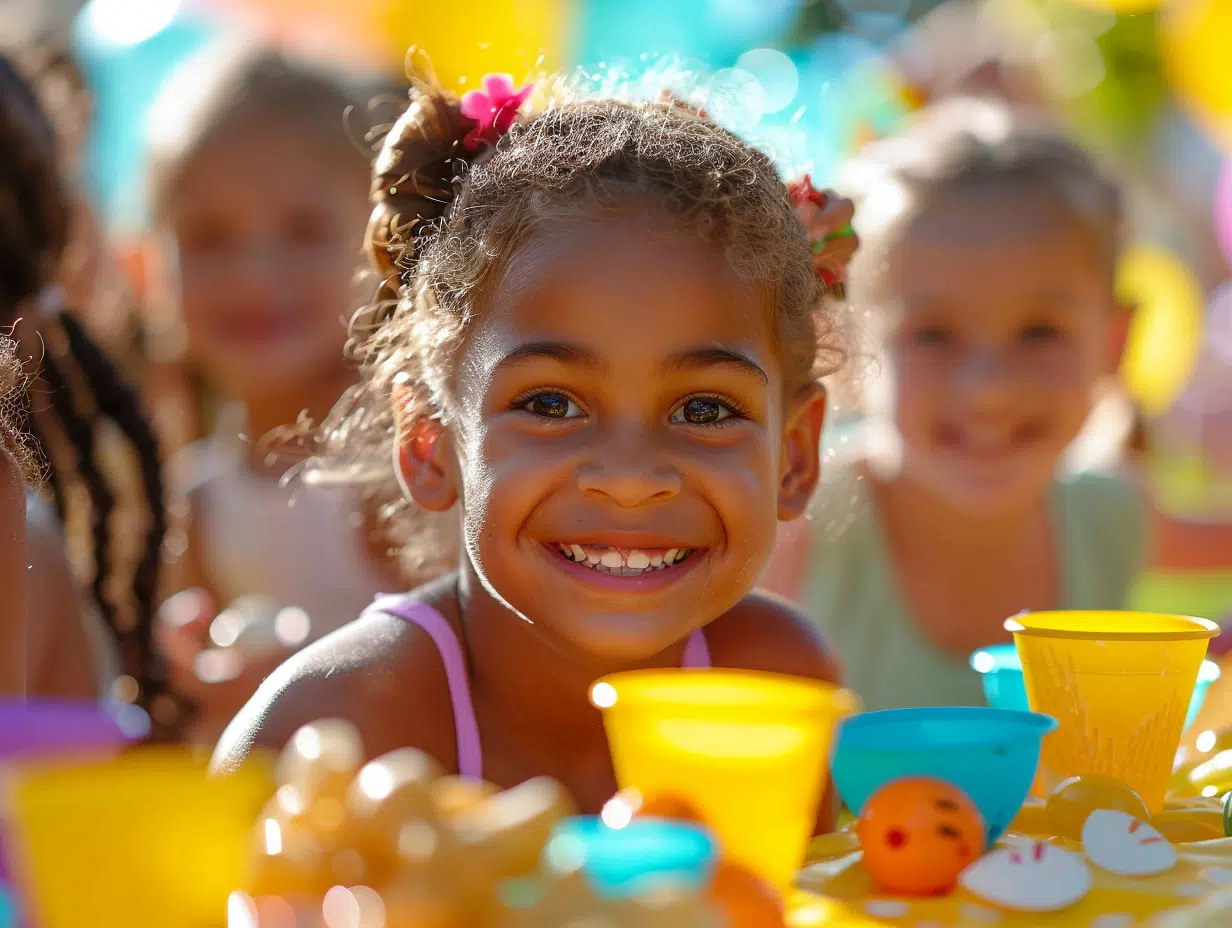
left=213, top=76, right=848, bottom=828
left=145, top=47, right=409, bottom=742
left=764, top=99, right=1143, bottom=712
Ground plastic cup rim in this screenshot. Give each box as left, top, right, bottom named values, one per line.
left=593, top=668, right=861, bottom=716
left=835, top=705, right=1058, bottom=749
left=1004, top=610, right=1219, bottom=642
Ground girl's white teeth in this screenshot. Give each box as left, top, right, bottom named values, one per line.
left=557, top=545, right=693, bottom=575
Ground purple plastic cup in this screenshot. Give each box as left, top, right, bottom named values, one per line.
left=0, top=701, right=148, bottom=762
left=0, top=701, right=148, bottom=889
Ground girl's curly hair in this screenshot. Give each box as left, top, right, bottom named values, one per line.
left=0, top=334, right=31, bottom=480
left=305, top=75, right=845, bottom=576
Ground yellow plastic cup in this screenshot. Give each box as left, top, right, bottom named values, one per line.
left=1007, top=610, right=1217, bottom=813
left=5, top=747, right=274, bottom=928
left=594, top=669, right=859, bottom=892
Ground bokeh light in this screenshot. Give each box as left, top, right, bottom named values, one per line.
left=735, top=48, right=799, bottom=114
left=1161, top=0, right=1232, bottom=139
left=1117, top=246, right=1204, bottom=419
left=590, top=682, right=617, bottom=708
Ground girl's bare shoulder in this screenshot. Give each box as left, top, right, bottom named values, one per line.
left=211, top=576, right=463, bottom=775
left=704, top=590, right=843, bottom=685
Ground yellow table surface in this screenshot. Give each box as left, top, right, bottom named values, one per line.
left=789, top=831, right=1232, bottom=926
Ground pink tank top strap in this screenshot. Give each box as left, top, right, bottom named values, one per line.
left=367, top=595, right=484, bottom=780
left=370, top=594, right=712, bottom=779
left=683, top=628, right=711, bottom=668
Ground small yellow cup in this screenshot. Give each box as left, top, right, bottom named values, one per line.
left=6, top=747, right=274, bottom=928
left=594, top=669, right=859, bottom=892
left=1007, top=610, right=1217, bottom=812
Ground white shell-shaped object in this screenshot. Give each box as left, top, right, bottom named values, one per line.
left=1082, top=809, right=1177, bottom=877
left=958, top=840, right=1091, bottom=912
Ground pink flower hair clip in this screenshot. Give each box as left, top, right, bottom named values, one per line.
left=460, top=73, right=534, bottom=152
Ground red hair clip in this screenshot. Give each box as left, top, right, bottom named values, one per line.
left=787, top=174, right=828, bottom=209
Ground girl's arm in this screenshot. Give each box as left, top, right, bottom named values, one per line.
left=212, top=609, right=434, bottom=775
left=24, top=509, right=103, bottom=699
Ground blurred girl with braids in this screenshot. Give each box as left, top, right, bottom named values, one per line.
left=0, top=54, right=174, bottom=721
left=146, top=45, right=408, bottom=744
left=214, top=70, right=851, bottom=833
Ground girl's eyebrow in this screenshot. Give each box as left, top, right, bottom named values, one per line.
left=492, top=341, right=768, bottom=385
left=494, top=340, right=603, bottom=373
left=665, top=346, right=769, bottom=385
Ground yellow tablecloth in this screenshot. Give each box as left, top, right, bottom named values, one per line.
left=788, top=832, right=1232, bottom=926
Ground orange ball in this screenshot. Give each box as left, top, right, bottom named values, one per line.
left=636, top=793, right=708, bottom=826
left=856, top=777, right=986, bottom=896
left=708, top=860, right=786, bottom=928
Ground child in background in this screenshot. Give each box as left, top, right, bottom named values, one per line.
left=0, top=55, right=169, bottom=716
left=145, top=46, right=409, bottom=743
left=763, top=99, right=1143, bottom=712
left=214, top=76, right=845, bottom=828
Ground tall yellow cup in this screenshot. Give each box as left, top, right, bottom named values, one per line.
left=1007, top=611, right=1217, bottom=812
left=6, top=748, right=273, bottom=928
left=594, top=669, right=859, bottom=892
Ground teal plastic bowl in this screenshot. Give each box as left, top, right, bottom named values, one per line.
left=831, top=706, right=1056, bottom=842
left=970, top=643, right=1220, bottom=730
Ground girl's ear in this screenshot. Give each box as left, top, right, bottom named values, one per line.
left=778, top=381, right=827, bottom=521
left=393, top=384, right=458, bottom=512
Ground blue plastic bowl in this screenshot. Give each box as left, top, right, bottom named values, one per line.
left=831, top=706, right=1056, bottom=843
left=970, top=643, right=1220, bottom=730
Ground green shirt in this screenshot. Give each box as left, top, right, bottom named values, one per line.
left=802, top=468, right=1147, bottom=713
left=1130, top=570, right=1232, bottom=622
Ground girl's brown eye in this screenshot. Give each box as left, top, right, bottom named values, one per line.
left=523, top=393, right=580, bottom=419
left=672, top=398, right=730, bottom=425
left=913, top=326, right=952, bottom=347
left=1021, top=323, right=1062, bottom=343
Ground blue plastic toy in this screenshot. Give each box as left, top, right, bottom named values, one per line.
left=970, top=643, right=1220, bottom=730
left=831, top=706, right=1056, bottom=842
left=543, top=816, right=717, bottom=898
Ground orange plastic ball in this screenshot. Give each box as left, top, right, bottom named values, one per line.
left=856, top=778, right=986, bottom=895
left=708, top=860, right=786, bottom=928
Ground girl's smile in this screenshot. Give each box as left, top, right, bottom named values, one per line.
left=542, top=542, right=705, bottom=592
left=934, top=420, right=1053, bottom=462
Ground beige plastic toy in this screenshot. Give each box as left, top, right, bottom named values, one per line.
left=239, top=719, right=722, bottom=927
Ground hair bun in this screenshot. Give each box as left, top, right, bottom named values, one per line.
left=366, top=86, right=477, bottom=280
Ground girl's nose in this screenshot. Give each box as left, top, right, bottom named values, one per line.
left=575, top=451, right=683, bottom=509
left=955, top=348, right=1016, bottom=409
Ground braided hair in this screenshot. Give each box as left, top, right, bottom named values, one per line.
left=0, top=54, right=176, bottom=733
